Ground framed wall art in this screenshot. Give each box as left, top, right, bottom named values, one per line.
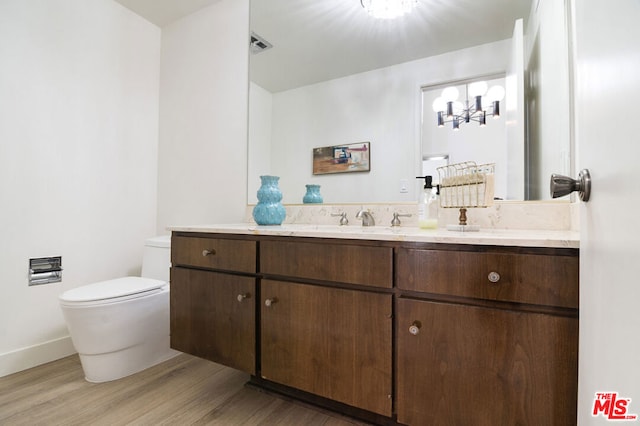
left=312, top=142, right=370, bottom=175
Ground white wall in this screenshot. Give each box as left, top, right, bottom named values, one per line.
left=248, top=82, right=273, bottom=203
left=0, top=0, right=161, bottom=376
left=156, top=0, right=249, bottom=231
left=250, top=40, right=509, bottom=204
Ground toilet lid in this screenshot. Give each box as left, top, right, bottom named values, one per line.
left=59, top=277, right=166, bottom=303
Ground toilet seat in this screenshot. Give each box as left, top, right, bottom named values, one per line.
left=59, top=277, right=167, bottom=306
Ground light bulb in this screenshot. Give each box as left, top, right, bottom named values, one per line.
left=432, top=96, right=446, bottom=112
left=361, top=0, right=418, bottom=19
left=480, top=95, right=488, bottom=110
left=487, top=85, right=505, bottom=102
left=468, top=81, right=488, bottom=97
left=441, top=86, right=459, bottom=102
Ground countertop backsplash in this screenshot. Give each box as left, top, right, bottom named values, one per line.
left=244, top=201, right=578, bottom=231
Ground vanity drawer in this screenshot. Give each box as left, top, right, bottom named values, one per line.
left=171, top=235, right=256, bottom=273
left=261, top=240, right=393, bottom=288
left=396, top=248, right=578, bottom=308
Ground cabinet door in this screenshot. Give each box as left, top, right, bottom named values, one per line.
left=261, top=280, right=392, bottom=417
left=397, top=298, right=578, bottom=426
left=170, top=267, right=255, bottom=375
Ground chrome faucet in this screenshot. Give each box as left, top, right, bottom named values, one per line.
left=331, top=212, right=349, bottom=226
left=355, top=209, right=375, bottom=226
left=391, top=212, right=412, bottom=227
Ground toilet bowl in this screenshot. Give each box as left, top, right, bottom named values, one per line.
left=59, top=235, right=179, bottom=383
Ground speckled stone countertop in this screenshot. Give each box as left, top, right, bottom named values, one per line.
left=168, top=223, right=579, bottom=249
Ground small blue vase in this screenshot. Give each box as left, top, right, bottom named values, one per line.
left=252, top=175, right=286, bottom=225
left=303, top=184, right=323, bottom=204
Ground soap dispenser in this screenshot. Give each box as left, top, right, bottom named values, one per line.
left=416, top=176, right=439, bottom=229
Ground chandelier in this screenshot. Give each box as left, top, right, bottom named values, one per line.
left=432, top=81, right=505, bottom=131
left=360, top=0, right=418, bottom=19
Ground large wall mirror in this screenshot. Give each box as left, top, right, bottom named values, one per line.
left=248, top=0, right=572, bottom=204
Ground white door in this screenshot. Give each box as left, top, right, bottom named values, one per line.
left=573, top=0, right=640, bottom=424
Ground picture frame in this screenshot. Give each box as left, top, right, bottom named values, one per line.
left=312, top=142, right=370, bottom=175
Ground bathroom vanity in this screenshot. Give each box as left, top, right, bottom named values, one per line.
left=168, top=225, right=579, bottom=425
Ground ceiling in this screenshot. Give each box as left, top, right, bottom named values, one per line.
left=112, top=0, right=223, bottom=27
left=251, top=0, right=532, bottom=92
left=113, top=0, right=532, bottom=93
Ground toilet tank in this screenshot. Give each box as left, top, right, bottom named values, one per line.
left=141, top=235, right=171, bottom=282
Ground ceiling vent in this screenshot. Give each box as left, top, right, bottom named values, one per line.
left=250, top=32, right=273, bottom=54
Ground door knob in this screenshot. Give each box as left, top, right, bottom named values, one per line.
left=550, top=169, right=591, bottom=202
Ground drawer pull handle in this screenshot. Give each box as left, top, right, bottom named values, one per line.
left=202, top=249, right=216, bottom=257
left=409, top=322, right=421, bottom=336
left=237, top=293, right=249, bottom=302
left=264, top=298, right=277, bottom=307
left=488, top=271, right=501, bottom=283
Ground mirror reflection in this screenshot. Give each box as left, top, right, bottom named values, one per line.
left=422, top=75, right=512, bottom=200
left=248, top=0, right=571, bottom=204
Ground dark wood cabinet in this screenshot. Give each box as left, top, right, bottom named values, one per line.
left=170, top=267, right=256, bottom=374
left=260, top=239, right=393, bottom=288
left=395, top=246, right=579, bottom=425
left=396, top=298, right=578, bottom=426
left=171, top=235, right=256, bottom=273
left=170, top=235, right=257, bottom=375
left=261, top=279, right=393, bottom=417
left=396, top=248, right=579, bottom=308
left=170, top=232, right=579, bottom=425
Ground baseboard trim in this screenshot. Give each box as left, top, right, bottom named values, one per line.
left=0, top=336, right=76, bottom=378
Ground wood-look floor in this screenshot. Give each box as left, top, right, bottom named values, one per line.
left=0, top=353, right=371, bottom=426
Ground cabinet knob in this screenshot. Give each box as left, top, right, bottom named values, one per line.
left=488, top=271, right=501, bottom=283
left=202, top=249, right=216, bottom=257
left=409, top=322, right=421, bottom=336
left=264, top=298, right=277, bottom=307
left=237, top=293, right=249, bottom=302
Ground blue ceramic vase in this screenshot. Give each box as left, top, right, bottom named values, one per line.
left=252, top=175, right=286, bottom=225
left=303, top=184, right=323, bottom=204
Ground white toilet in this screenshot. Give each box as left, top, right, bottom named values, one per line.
left=59, top=235, right=179, bottom=383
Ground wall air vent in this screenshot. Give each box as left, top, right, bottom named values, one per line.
left=250, top=32, right=272, bottom=54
